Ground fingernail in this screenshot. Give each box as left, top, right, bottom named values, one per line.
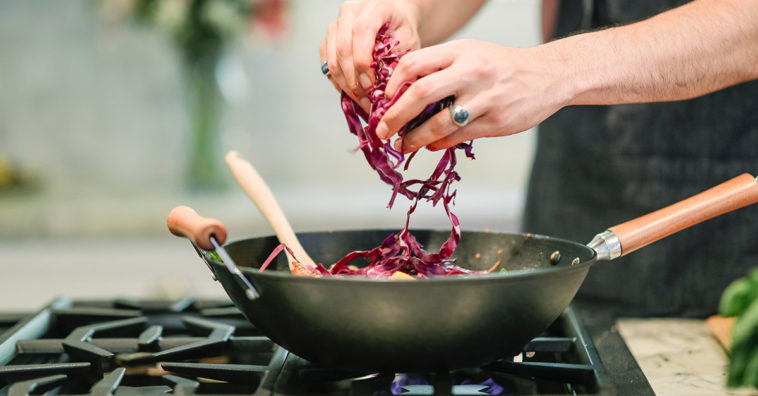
left=360, top=97, right=371, bottom=110
left=359, top=73, right=372, bottom=90
left=393, top=138, right=402, bottom=152
left=376, top=122, right=388, bottom=139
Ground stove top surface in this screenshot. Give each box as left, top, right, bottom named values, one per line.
left=0, top=297, right=652, bottom=395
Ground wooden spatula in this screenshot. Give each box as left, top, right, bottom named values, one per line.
left=225, top=150, right=318, bottom=270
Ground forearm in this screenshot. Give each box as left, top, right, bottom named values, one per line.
left=406, top=0, right=487, bottom=46
left=543, top=0, right=758, bottom=106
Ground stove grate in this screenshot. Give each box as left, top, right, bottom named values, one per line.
left=0, top=297, right=629, bottom=395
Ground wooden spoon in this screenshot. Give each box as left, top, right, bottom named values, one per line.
left=225, top=150, right=318, bottom=270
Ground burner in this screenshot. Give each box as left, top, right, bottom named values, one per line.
left=268, top=306, right=614, bottom=395
left=0, top=297, right=651, bottom=395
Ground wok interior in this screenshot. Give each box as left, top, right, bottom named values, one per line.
left=224, top=229, right=595, bottom=275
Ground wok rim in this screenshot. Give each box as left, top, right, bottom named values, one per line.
left=206, top=229, right=598, bottom=284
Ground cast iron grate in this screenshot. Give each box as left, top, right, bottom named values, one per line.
left=0, top=298, right=616, bottom=395
left=0, top=298, right=279, bottom=395
left=268, top=306, right=614, bottom=395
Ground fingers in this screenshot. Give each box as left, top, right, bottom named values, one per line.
left=321, top=1, right=426, bottom=115
left=384, top=45, right=456, bottom=99
left=324, top=7, right=365, bottom=110
left=425, top=119, right=491, bottom=151
left=351, top=5, right=392, bottom=92
left=393, top=114, right=487, bottom=154
left=392, top=94, right=484, bottom=153
left=320, top=0, right=382, bottom=112
left=349, top=3, right=420, bottom=94
left=336, top=2, right=361, bottom=97
left=322, top=22, right=344, bottom=95
left=377, top=56, right=461, bottom=140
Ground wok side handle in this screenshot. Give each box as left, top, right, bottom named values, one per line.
left=167, top=206, right=227, bottom=251
left=167, top=205, right=260, bottom=300
left=608, top=173, right=758, bottom=257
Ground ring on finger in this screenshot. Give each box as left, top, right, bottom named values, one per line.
left=321, top=61, right=330, bottom=76
left=450, top=104, right=471, bottom=127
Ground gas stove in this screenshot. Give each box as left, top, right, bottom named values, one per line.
left=0, top=297, right=653, bottom=395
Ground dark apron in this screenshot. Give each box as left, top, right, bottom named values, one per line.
left=523, top=0, right=758, bottom=317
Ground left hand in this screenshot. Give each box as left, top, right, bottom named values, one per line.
left=375, top=39, right=571, bottom=153
left=319, top=0, right=422, bottom=113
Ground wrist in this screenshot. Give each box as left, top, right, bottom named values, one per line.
left=538, top=30, right=617, bottom=107
left=525, top=43, right=583, bottom=112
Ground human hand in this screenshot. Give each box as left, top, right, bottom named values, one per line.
left=319, top=0, right=422, bottom=112
left=375, top=40, right=571, bottom=153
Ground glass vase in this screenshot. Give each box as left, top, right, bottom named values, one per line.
left=181, top=51, right=227, bottom=191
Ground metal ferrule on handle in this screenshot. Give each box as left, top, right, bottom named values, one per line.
left=587, top=230, right=621, bottom=261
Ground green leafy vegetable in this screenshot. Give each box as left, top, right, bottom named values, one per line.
left=720, top=269, right=758, bottom=317
left=209, top=251, right=223, bottom=263
left=719, top=268, right=758, bottom=388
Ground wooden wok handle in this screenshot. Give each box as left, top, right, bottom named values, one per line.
left=167, top=205, right=227, bottom=251
left=609, top=173, right=758, bottom=256
left=225, top=151, right=317, bottom=269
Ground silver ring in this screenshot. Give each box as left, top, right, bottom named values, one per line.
left=450, top=104, right=470, bottom=127
left=321, top=61, right=330, bottom=76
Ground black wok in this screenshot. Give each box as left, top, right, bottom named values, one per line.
left=168, top=173, right=758, bottom=371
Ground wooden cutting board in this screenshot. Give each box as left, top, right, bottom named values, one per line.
left=706, top=315, right=736, bottom=352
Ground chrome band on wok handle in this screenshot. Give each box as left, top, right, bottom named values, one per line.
left=587, top=230, right=622, bottom=261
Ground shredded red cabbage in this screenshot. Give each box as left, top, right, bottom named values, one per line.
left=259, top=23, right=484, bottom=278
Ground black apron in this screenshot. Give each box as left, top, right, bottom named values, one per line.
left=523, top=0, right=758, bottom=317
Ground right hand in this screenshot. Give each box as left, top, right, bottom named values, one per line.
left=320, top=0, right=422, bottom=112
left=375, top=41, right=571, bottom=153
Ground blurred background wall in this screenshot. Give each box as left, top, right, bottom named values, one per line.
left=0, top=0, right=541, bottom=308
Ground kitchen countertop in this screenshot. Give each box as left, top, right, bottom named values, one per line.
left=573, top=301, right=758, bottom=396
left=616, top=318, right=757, bottom=396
